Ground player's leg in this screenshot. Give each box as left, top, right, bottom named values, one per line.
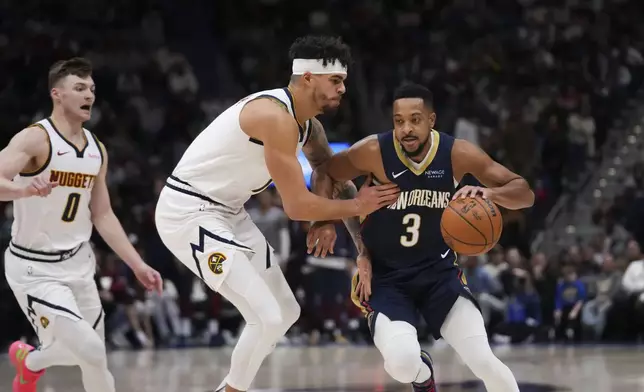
left=418, top=269, right=519, bottom=392
left=70, top=261, right=117, bottom=392
left=156, top=207, right=286, bottom=391
left=351, top=274, right=433, bottom=388
left=214, top=213, right=301, bottom=391
left=7, top=280, right=114, bottom=392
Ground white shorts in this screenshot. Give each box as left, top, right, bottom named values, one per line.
left=155, top=183, right=275, bottom=292
left=4, top=241, right=103, bottom=348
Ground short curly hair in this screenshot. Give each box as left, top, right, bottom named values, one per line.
left=288, top=35, right=352, bottom=69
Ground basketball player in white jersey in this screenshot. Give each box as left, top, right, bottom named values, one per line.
left=155, top=35, right=400, bottom=392
left=0, top=58, right=162, bottom=392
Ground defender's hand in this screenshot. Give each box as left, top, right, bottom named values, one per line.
left=307, top=221, right=337, bottom=257
left=355, top=174, right=400, bottom=216
left=354, top=254, right=373, bottom=302
left=23, top=174, right=58, bottom=198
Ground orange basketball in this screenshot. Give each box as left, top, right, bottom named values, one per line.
left=440, top=197, right=503, bottom=256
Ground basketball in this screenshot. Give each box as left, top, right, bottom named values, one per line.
left=440, top=197, right=503, bottom=256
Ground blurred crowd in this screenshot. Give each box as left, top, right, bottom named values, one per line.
left=2, top=0, right=644, bottom=349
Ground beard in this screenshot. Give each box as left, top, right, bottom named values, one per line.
left=401, top=137, right=429, bottom=158
left=317, top=91, right=341, bottom=115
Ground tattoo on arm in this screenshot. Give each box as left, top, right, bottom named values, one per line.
left=334, top=181, right=368, bottom=257
left=303, top=118, right=368, bottom=256
left=302, top=118, right=333, bottom=170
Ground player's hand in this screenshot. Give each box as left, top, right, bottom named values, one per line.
left=355, top=174, right=400, bottom=215
left=306, top=221, right=337, bottom=257
left=452, top=185, right=493, bottom=200
left=22, top=174, right=58, bottom=198
left=354, top=254, right=372, bottom=302
left=132, top=263, right=163, bottom=294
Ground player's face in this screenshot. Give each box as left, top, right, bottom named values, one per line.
left=52, top=75, right=96, bottom=122
left=393, top=98, right=436, bottom=158
left=311, top=73, right=346, bottom=114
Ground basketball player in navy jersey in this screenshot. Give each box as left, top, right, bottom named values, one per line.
left=310, top=83, right=534, bottom=392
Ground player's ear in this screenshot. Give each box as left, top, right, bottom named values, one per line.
left=302, top=72, right=314, bottom=86
left=428, top=111, right=437, bottom=127
left=50, top=88, right=60, bottom=103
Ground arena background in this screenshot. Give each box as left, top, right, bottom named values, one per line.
left=1, top=0, right=644, bottom=390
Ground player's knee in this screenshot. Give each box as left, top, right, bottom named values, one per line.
left=82, top=337, right=108, bottom=368
left=374, top=317, right=422, bottom=384
left=382, top=335, right=421, bottom=383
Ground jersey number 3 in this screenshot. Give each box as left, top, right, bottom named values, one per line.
left=61, top=193, right=81, bottom=222
left=400, top=213, right=421, bottom=247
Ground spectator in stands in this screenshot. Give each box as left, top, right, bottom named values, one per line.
left=530, top=252, right=558, bottom=329
left=492, top=272, right=541, bottom=344
left=461, top=255, right=504, bottom=326
left=581, top=253, right=624, bottom=340
left=554, top=264, right=587, bottom=342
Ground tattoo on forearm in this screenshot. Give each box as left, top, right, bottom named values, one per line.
left=335, top=181, right=368, bottom=256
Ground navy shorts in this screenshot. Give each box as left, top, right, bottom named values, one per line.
left=351, top=263, right=479, bottom=339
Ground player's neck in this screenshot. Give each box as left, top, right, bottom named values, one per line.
left=50, top=110, right=84, bottom=138
left=287, top=84, right=318, bottom=124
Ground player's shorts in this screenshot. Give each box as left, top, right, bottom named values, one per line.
left=4, top=241, right=103, bottom=348
left=351, top=260, right=479, bottom=340
left=155, top=177, right=276, bottom=292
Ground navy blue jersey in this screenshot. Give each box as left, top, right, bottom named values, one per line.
left=361, top=130, right=457, bottom=273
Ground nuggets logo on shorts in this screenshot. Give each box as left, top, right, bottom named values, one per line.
left=40, top=316, right=49, bottom=329
left=207, top=252, right=227, bottom=275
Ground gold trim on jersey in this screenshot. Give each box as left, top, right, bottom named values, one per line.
left=393, top=130, right=440, bottom=176
left=47, top=117, right=88, bottom=157
left=89, top=132, right=105, bottom=167
left=250, top=95, right=288, bottom=112
left=20, top=123, right=52, bottom=177
left=251, top=178, right=273, bottom=194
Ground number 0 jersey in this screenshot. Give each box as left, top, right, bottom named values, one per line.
left=11, top=118, right=103, bottom=252
left=360, top=130, right=458, bottom=272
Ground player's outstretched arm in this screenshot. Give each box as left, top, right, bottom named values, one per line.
left=451, top=139, right=535, bottom=210
left=90, top=141, right=162, bottom=293
left=315, top=135, right=383, bottom=183
left=242, top=99, right=399, bottom=221
left=0, top=127, right=57, bottom=200
left=302, top=118, right=367, bottom=257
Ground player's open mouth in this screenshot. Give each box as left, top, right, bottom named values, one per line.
left=80, top=105, right=91, bottom=112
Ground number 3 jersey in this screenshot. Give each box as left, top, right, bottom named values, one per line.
left=11, top=118, right=103, bottom=252
left=360, top=130, right=457, bottom=273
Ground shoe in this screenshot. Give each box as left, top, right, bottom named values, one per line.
left=412, top=349, right=437, bottom=392
left=9, top=341, right=45, bottom=392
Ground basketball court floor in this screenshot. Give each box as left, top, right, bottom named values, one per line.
left=1, top=343, right=643, bottom=391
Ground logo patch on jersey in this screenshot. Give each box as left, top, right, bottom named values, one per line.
left=207, top=252, right=227, bottom=275
left=40, top=316, right=49, bottom=329
left=387, top=189, right=451, bottom=210
left=56, top=150, right=70, bottom=156
left=425, top=169, right=444, bottom=178
left=49, top=170, right=97, bottom=190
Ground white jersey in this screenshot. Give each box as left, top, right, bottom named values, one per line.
left=169, top=88, right=311, bottom=210
left=11, top=118, right=103, bottom=252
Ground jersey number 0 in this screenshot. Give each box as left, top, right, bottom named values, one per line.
left=61, top=193, right=81, bottom=222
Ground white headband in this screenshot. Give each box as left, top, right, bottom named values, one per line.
left=292, top=58, right=347, bottom=75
